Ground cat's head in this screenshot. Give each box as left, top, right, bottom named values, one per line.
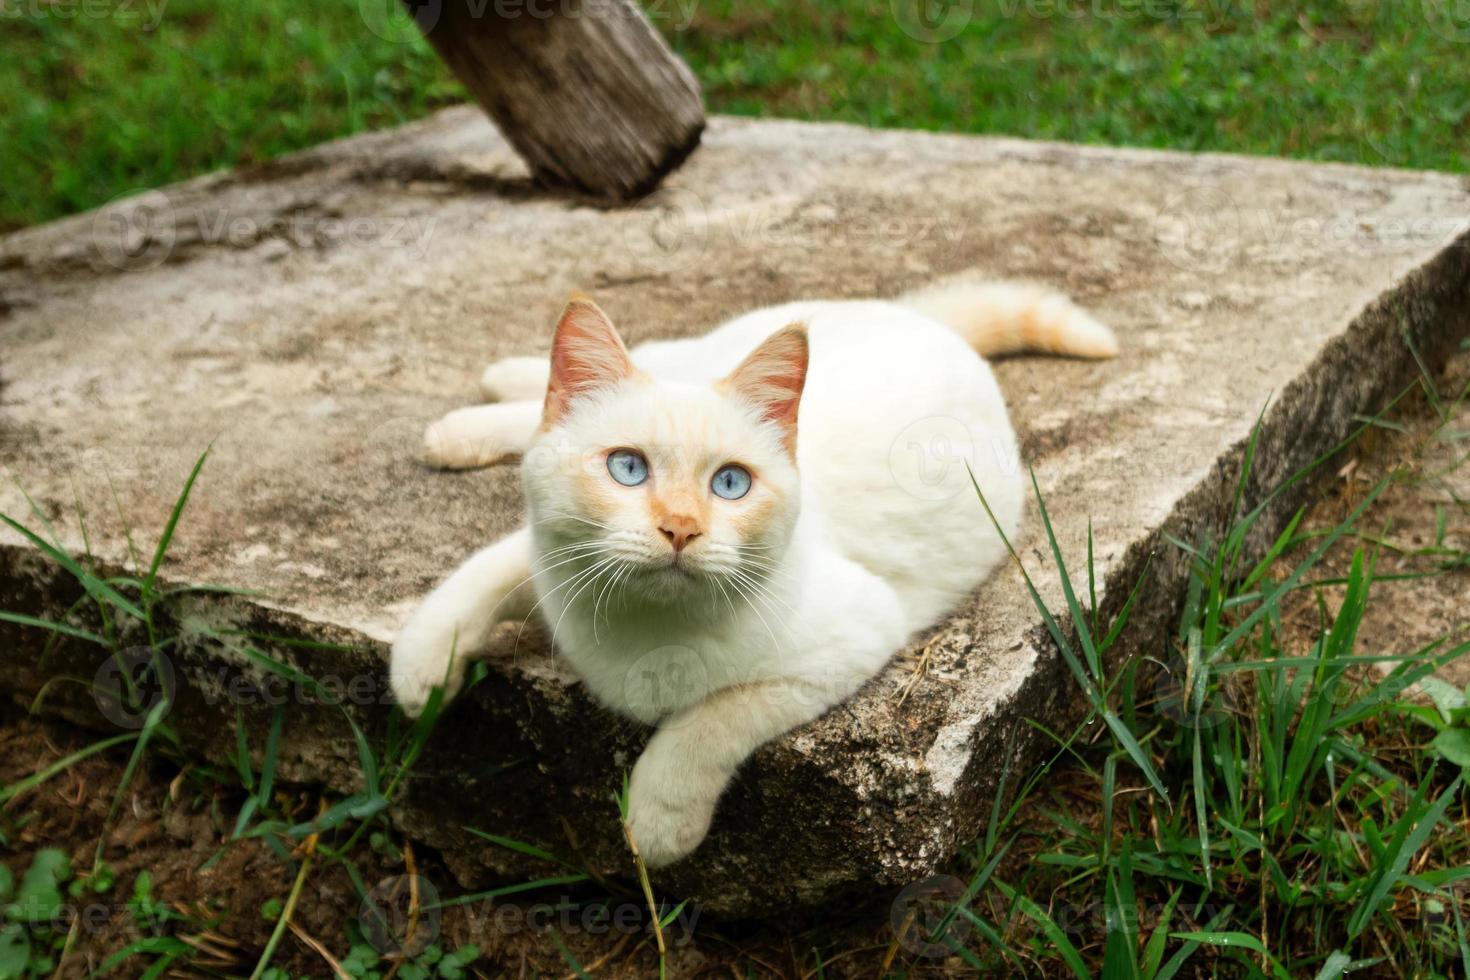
left=521, top=297, right=807, bottom=601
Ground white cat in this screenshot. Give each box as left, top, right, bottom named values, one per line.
left=391, top=278, right=1116, bottom=867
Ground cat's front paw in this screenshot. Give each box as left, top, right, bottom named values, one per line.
left=626, top=758, right=715, bottom=868
left=389, top=621, right=469, bottom=718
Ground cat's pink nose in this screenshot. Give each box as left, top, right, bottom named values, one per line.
left=659, top=523, right=701, bottom=553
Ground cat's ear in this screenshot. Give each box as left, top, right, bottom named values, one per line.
left=543, top=295, right=634, bottom=424
left=722, top=324, right=808, bottom=452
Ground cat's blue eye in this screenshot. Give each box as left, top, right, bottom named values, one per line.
left=607, top=449, right=649, bottom=487
left=711, top=464, right=752, bottom=500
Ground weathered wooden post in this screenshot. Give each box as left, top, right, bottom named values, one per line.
left=404, top=0, right=705, bottom=199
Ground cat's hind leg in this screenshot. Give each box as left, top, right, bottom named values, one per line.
left=479, top=356, right=550, bottom=403
left=423, top=401, right=541, bottom=470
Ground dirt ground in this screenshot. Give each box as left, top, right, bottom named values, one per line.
left=1280, top=350, right=1470, bottom=689
left=0, top=712, right=933, bottom=979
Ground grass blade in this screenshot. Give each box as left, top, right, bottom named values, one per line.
left=462, top=826, right=580, bottom=872
left=0, top=513, right=144, bottom=620
left=1348, top=773, right=1464, bottom=938
left=0, top=733, right=136, bottom=804
left=142, top=448, right=209, bottom=603
left=994, top=880, right=1091, bottom=980
left=0, top=611, right=107, bottom=646
left=548, top=929, right=590, bottom=979
left=428, top=873, right=592, bottom=909
left=1029, top=467, right=1100, bottom=682
left=1313, top=950, right=1352, bottom=980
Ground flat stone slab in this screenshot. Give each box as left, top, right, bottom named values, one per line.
left=2, top=108, right=1468, bottom=915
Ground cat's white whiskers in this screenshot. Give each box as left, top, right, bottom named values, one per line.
left=514, top=552, right=613, bottom=652
left=592, top=561, right=631, bottom=642
left=715, top=543, right=797, bottom=583
left=733, top=555, right=797, bottom=584
left=551, top=557, right=619, bottom=652
left=535, top=539, right=611, bottom=562
left=708, top=571, right=742, bottom=623
left=612, top=561, right=636, bottom=617
left=472, top=543, right=609, bottom=629
left=731, top=580, right=792, bottom=632
left=608, top=564, right=635, bottom=626
left=724, top=573, right=782, bottom=651
left=726, top=570, right=802, bottom=648
left=517, top=558, right=608, bottom=652
left=532, top=510, right=613, bottom=532
left=530, top=547, right=612, bottom=578
left=728, top=565, right=798, bottom=616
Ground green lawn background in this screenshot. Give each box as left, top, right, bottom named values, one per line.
left=2, top=0, right=1468, bottom=232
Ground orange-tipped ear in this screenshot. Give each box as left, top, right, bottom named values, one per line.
left=722, top=324, right=808, bottom=453
left=543, top=297, right=633, bottom=425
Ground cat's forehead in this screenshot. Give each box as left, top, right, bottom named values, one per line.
left=563, top=379, right=780, bottom=462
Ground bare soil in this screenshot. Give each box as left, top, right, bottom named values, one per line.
left=1279, top=351, right=1470, bottom=689
left=0, top=710, right=922, bottom=978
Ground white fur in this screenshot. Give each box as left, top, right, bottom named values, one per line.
left=394, top=282, right=1113, bottom=866
left=423, top=402, right=542, bottom=470
left=479, top=355, right=550, bottom=403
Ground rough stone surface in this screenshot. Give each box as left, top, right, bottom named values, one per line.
left=1, top=108, right=1468, bottom=916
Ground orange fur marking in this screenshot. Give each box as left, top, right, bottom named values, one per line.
left=719, top=324, right=809, bottom=454
left=543, top=297, right=643, bottom=425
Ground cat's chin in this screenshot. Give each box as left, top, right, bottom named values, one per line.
left=628, top=561, right=717, bottom=602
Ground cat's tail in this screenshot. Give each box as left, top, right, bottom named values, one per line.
left=899, top=277, right=1119, bottom=359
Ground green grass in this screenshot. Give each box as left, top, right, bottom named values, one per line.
left=0, top=0, right=461, bottom=233
left=3, top=0, right=1468, bottom=232
left=936, top=435, right=1470, bottom=976
left=674, top=0, right=1470, bottom=170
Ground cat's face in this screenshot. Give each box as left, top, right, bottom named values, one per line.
left=521, top=299, right=807, bottom=601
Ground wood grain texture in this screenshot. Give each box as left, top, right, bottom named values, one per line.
left=407, top=0, right=704, bottom=199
